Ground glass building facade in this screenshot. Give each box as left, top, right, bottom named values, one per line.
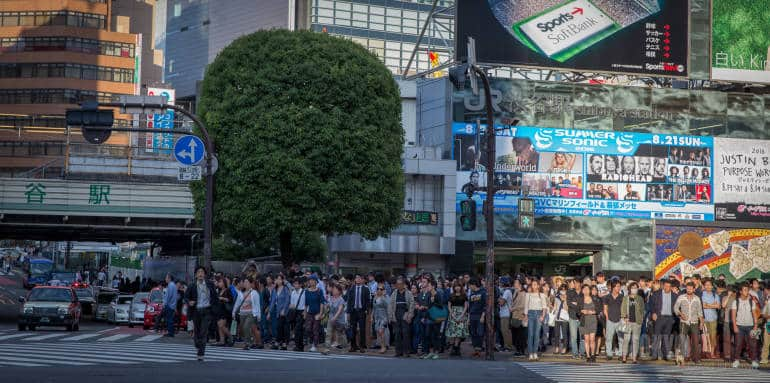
left=310, top=0, right=454, bottom=75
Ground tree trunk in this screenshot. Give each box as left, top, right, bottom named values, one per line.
left=279, top=230, right=293, bottom=269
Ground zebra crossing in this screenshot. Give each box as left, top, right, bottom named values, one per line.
left=518, top=361, right=770, bottom=383
left=0, top=269, right=17, bottom=276
left=0, top=341, right=375, bottom=368
left=0, top=331, right=164, bottom=343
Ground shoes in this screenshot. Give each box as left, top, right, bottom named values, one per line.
left=196, top=355, right=203, bottom=362
left=271, top=344, right=279, bottom=350
left=606, top=356, right=612, bottom=361
left=751, top=361, right=759, bottom=369
left=250, top=344, right=264, bottom=349
left=760, top=359, right=769, bottom=365
left=163, top=334, right=174, bottom=338
left=280, top=345, right=288, bottom=351
left=349, top=347, right=358, bottom=353
left=359, top=349, right=365, bottom=354
left=310, top=346, right=318, bottom=352
left=292, top=347, right=302, bottom=352
left=430, top=353, right=439, bottom=360
left=732, top=360, right=740, bottom=368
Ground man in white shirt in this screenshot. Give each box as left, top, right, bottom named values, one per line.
left=731, top=284, right=760, bottom=369
left=498, top=277, right=514, bottom=351
left=674, top=282, right=704, bottom=364
left=289, top=278, right=306, bottom=351
left=759, top=284, right=770, bottom=365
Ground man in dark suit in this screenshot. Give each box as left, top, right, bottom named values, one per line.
left=346, top=274, right=371, bottom=352
left=648, top=279, right=678, bottom=361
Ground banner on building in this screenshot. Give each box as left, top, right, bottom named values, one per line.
left=713, top=137, right=770, bottom=222
left=145, top=87, right=175, bottom=153
left=456, top=0, right=689, bottom=77
left=711, top=0, right=770, bottom=84
left=654, top=225, right=770, bottom=283
left=454, top=123, right=714, bottom=220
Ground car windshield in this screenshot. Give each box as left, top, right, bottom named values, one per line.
left=149, top=290, right=163, bottom=303
left=74, top=289, right=93, bottom=299
left=51, top=273, right=76, bottom=282
left=98, top=294, right=116, bottom=304
left=30, top=263, right=52, bottom=275
left=28, top=288, right=72, bottom=302
left=117, top=296, right=133, bottom=305
left=133, top=293, right=149, bottom=303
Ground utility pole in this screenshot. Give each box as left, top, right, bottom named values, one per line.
left=68, top=98, right=216, bottom=272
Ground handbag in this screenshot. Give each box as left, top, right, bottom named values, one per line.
left=701, top=323, right=713, bottom=354
left=287, top=289, right=304, bottom=322
left=428, top=305, right=448, bottom=323
left=618, top=297, right=630, bottom=333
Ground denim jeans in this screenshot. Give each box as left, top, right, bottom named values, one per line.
left=527, top=310, right=543, bottom=354
left=469, top=316, right=484, bottom=350
left=569, top=318, right=584, bottom=356
left=605, top=320, right=623, bottom=357
left=164, top=305, right=175, bottom=336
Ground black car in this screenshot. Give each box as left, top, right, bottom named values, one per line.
left=73, top=283, right=95, bottom=316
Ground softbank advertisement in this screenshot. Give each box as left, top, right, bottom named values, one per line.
left=454, top=123, right=715, bottom=221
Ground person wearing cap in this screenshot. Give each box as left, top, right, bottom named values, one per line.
left=303, top=274, right=326, bottom=352
left=185, top=266, right=218, bottom=361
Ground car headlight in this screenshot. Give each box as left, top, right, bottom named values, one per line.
left=23, top=306, right=33, bottom=314
left=58, top=307, right=68, bottom=315
left=147, top=306, right=155, bottom=313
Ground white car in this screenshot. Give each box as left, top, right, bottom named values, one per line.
left=107, top=295, right=133, bottom=324
left=128, top=292, right=149, bottom=328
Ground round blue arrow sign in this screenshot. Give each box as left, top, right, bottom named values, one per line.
left=174, top=135, right=205, bottom=166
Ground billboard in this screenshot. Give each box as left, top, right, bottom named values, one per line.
left=454, top=123, right=714, bottom=220
left=145, top=87, right=175, bottom=153
left=456, top=0, right=689, bottom=77
left=714, top=138, right=770, bottom=222
left=654, top=225, right=770, bottom=283
left=711, top=0, right=770, bottom=84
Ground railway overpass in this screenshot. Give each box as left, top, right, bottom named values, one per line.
left=0, top=177, right=199, bottom=254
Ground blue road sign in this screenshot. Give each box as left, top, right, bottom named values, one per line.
left=174, top=135, right=205, bottom=166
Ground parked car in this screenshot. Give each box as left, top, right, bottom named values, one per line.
left=72, top=283, right=95, bottom=316
left=128, top=292, right=149, bottom=328
left=18, top=286, right=81, bottom=331
left=143, top=287, right=187, bottom=331
left=107, top=295, right=134, bottom=324
left=94, top=289, right=118, bottom=321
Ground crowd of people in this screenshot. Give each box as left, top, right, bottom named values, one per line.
left=157, top=266, right=770, bottom=368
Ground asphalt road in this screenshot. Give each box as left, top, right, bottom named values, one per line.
left=0, top=354, right=547, bottom=383
left=0, top=268, right=27, bottom=322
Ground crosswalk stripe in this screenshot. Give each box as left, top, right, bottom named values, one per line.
left=0, top=361, right=48, bottom=367
left=0, top=349, right=136, bottom=365
left=517, top=362, right=770, bottom=383
left=0, top=345, right=203, bottom=364
left=0, top=353, right=92, bottom=366
left=133, top=335, right=162, bottom=342
left=97, top=334, right=132, bottom=342
left=0, top=333, right=31, bottom=341
left=22, top=333, right=69, bottom=341
left=60, top=333, right=102, bottom=341
left=0, top=343, right=225, bottom=362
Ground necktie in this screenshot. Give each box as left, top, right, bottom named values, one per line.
left=356, top=286, right=361, bottom=309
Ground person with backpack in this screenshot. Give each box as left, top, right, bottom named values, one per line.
left=731, top=283, right=761, bottom=369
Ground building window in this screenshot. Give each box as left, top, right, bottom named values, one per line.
left=0, top=36, right=134, bottom=58
left=0, top=11, right=106, bottom=29
left=0, top=63, right=134, bottom=83
left=173, top=3, right=182, bottom=17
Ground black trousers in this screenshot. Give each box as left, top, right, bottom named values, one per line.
left=277, top=315, right=290, bottom=344
left=393, top=316, right=411, bottom=356
left=350, top=309, right=367, bottom=350
left=192, top=307, right=212, bottom=356
left=292, top=314, right=305, bottom=350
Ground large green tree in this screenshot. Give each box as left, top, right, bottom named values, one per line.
left=196, top=30, right=404, bottom=267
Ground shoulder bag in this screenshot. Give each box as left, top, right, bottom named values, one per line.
left=287, top=289, right=304, bottom=323
left=618, top=297, right=630, bottom=333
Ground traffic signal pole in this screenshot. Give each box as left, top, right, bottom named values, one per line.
left=97, top=101, right=215, bottom=271
left=469, top=64, right=497, bottom=361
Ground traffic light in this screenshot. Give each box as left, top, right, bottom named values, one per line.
left=66, top=103, right=114, bottom=144
left=460, top=199, right=476, bottom=231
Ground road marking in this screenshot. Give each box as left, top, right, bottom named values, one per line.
left=22, top=333, right=68, bottom=341
left=97, top=327, right=120, bottom=333
left=0, top=361, right=48, bottom=367
left=60, top=333, right=102, bottom=341
left=0, top=343, right=224, bottom=363
left=97, top=334, right=132, bottom=342
left=0, top=353, right=92, bottom=366
left=0, top=333, right=31, bottom=341
left=517, top=362, right=770, bottom=383
left=133, top=335, right=163, bottom=342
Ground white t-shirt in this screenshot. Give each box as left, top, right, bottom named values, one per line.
left=597, top=282, right=608, bottom=297
left=499, top=289, right=513, bottom=318
left=731, top=297, right=756, bottom=327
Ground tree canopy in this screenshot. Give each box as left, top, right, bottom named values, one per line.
left=196, top=30, right=404, bottom=267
